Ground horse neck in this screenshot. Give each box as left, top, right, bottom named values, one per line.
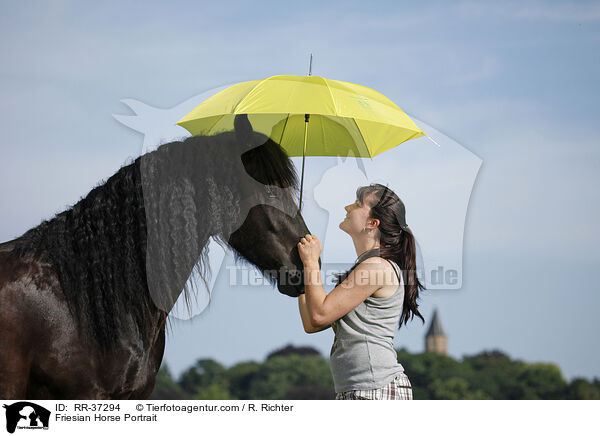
left=8, top=159, right=169, bottom=349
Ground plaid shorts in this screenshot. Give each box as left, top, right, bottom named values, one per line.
left=335, top=372, right=413, bottom=400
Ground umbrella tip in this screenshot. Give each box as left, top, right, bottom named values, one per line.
left=426, top=135, right=441, bottom=148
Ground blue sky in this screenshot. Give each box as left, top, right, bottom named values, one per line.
left=1, top=1, right=599, bottom=382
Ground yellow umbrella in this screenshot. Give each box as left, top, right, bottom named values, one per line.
left=176, top=72, right=438, bottom=210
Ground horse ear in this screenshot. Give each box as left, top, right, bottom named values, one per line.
left=234, top=114, right=253, bottom=147
left=234, top=114, right=266, bottom=151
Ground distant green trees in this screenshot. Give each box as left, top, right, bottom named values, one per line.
left=395, top=348, right=585, bottom=400
left=150, top=344, right=600, bottom=400
left=150, top=344, right=335, bottom=400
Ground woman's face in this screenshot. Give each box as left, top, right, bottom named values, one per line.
left=339, top=195, right=373, bottom=235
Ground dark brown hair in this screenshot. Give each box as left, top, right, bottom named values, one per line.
left=333, top=183, right=426, bottom=329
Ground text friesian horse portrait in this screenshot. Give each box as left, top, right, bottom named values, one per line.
left=0, top=114, right=314, bottom=399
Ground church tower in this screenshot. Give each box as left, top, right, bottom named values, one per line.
left=425, top=308, right=447, bottom=355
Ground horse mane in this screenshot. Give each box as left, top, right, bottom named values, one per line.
left=8, top=129, right=299, bottom=352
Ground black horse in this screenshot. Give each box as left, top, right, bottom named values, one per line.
left=0, top=114, right=314, bottom=399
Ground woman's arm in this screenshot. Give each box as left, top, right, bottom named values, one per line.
left=304, top=258, right=384, bottom=328
left=297, top=234, right=383, bottom=329
left=298, top=293, right=331, bottom=334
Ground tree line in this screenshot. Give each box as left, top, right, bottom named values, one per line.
left=150, top=344, right=600, bottom=400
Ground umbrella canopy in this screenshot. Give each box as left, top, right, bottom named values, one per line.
left=176, top=74, right=434, bottom=209
left=176, top=75, right=428, bottom=157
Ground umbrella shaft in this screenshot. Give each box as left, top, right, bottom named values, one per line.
left=299, top=153, right=305, bottom=212
left=299, top=115, right=309, bottom=212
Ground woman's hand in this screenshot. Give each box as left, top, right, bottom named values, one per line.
left=297, top=234, right=322, bottom=267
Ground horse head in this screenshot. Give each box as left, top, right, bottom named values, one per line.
left=224, top=113, right=316, bottom=297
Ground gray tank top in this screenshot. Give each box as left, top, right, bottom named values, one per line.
left=329, top=258, right=406, bottom=393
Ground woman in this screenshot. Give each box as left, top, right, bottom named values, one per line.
left=297, top=183, right=425, bottom=400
